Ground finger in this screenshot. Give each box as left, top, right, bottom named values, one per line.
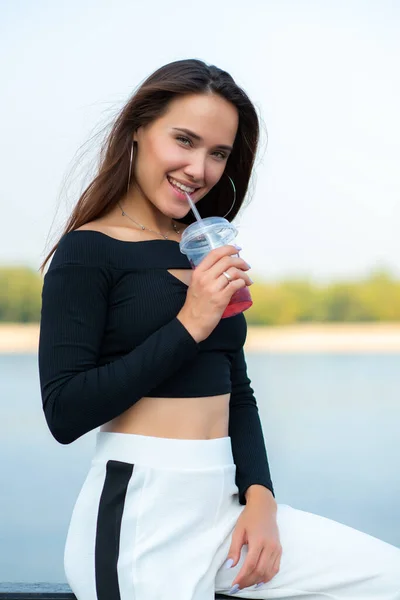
left=207, top=255, right=250, bottom=281
left=257, top=547, right=281, bottom=586
left=231, top=544, right=263, bottom=590
left=217, top=267, right=253, bottom=290
left=219, top=277, right=249, bottom=301
left=195, top=244, right=240, bottom=272
left=266, top=550, right=281, bottom=582
left=226, top=526, right=247, bottom=570
left=207, top=260, right=251, bottom=294
left=240, top=545, right=279, bottom=590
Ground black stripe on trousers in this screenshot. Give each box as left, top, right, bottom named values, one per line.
left=95, top=460, right=134, bottom=600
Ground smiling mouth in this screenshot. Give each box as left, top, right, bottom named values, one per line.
left=167, top=175, right=200, bottom=195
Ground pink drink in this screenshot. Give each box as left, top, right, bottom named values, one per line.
left=188, top=257, right=252, bottom=318
left=221, top=286, right=253, bottom=318
left=181, top=217, right=253, bottom=319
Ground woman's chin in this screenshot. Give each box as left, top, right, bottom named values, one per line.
left=161, top=201, right=191, bottom=220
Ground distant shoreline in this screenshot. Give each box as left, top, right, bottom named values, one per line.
left=1, top=322, right=400, bottom=354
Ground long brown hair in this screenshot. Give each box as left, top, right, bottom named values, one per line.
left=39, top=59, right=260, bottom=274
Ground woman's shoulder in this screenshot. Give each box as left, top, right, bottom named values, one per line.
left=48, top=219, right=124, bottom=272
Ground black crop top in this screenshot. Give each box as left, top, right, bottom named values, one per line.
left=38, top=230, right=274, bottom=504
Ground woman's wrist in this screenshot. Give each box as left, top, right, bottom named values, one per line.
left=176, top=310, right=204, bottom=343
left=245, top=485, right=277, bottom=508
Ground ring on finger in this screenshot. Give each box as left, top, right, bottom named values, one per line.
left=222, top=271, right=232, bottom=282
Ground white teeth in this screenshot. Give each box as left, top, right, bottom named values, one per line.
left=168, top=176, right=196, bottom=193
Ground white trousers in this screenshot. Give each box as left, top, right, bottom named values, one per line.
left=64, top=432, right=400, bottom=600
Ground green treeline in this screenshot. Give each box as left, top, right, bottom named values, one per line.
left=246, top=269, right=400, bottom=325
left=0, top=266, right=399, bottom=325
left=0, top=267, right=43, bottom=323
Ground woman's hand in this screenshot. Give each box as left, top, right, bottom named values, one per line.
left=224, top=494, right=282, bottom=593
left=176, top=244, right=253, bottom=343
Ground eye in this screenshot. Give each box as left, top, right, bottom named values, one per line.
left=176, top=135, right=192, bottom=146
left=176, top=135, right=227, bottom=160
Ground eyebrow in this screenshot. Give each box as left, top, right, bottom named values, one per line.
left=172, top=127, right=233, bottom=152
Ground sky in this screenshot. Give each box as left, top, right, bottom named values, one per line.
left=1, top=0, right=399, bottom=282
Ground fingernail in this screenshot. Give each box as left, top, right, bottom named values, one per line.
left=224, top=558, right=234, bottom=569
left=255, top=582, right=265, bottom=589
left=234, top=244, right=242, bottom=251
left=249, top=277, right=254, bottom=284
left=246, top=262, right=251, bottom=268
left=228, top=584, right=240, bottom=594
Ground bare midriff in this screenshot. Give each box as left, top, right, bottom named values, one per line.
left=99, top=394, right=230, bottom=439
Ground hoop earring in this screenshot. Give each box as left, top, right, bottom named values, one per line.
left=221, top=174, right=236, bottom=219
left=127, top=140, right=136, bottom=194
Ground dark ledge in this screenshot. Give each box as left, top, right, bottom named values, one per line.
left=0, top=583, right=232, bottom=599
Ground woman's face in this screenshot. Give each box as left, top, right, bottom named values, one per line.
left=132, top=92, right=239, bottom=218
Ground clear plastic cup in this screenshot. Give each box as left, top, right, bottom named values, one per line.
left=179, top=216, right=253, bottom=319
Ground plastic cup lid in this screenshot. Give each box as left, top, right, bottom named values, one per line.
left=180, top=217, right=237, bottom=246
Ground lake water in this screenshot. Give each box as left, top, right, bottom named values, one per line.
left=1, top=352, right=399, bottom=584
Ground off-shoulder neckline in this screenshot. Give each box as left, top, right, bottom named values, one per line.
left=69, top=229, right=181, bottom=245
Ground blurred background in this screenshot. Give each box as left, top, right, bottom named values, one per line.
left=1, top=0, right=399, bottom=587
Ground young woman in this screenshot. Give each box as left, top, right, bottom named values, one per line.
left=38, top=59, right=400, bottom=599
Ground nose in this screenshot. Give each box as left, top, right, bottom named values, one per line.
left=183, top=151, right=206, bottom=186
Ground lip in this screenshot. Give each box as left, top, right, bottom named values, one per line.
left=167, top=175, right=201, bottom=193
left=167, top=177, right=193, bottom=201
left=167, top=176, right=201, bottom=200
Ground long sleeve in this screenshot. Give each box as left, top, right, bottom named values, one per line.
left=38, top=262, right=199, bottom=445
left=228, top=347, right=274, bottom=505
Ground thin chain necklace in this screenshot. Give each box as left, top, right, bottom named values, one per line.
left=117, top=201, right=181, bottom=240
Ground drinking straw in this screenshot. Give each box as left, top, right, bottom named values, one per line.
left=184, top=191, right=202, bottom=222
left=184, top=191, right=217, bottom=250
